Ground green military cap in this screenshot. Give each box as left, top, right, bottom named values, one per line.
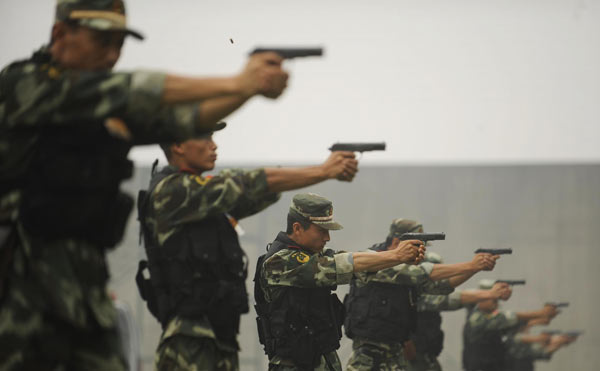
left=424, top=251, right=443, bottom=264
left=187, top=121, right=227, bottom=137
left=289, top=193, right=343, bottom=230
left=205, top=121, right=226, bottom=133
left=388, top=218, right=423, bottom=238
left=55, top=0, right=144, bottom=40
left=479, top=279, right=496, bottom=290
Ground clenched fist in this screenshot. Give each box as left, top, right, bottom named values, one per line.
left=541, top=304, right=559, bottom=319
left=389, top=238, right=425, bottom=264
left=321, top=151, right=359, bottom=182
left=238, top=52, right=289, bottom=98
left=490, top=282, right=511, bottom=300
left=471, top=253, right=499, bottom=272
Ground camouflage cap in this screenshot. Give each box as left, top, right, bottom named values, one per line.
left=207, top=121, right=227, bottom=133
left=424, top=251, right=443, bottom=264
left=479, top=279, right=496, bottom=290
left=55, top=0, right=144, bottom=40
left=289, top=193, right=343, bottom=230
left=388, top=218, right=423, bottom=238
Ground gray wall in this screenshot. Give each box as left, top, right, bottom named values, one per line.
left=108, top=163, right=600, bottom=371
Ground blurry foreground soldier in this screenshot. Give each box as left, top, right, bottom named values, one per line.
left=462, top=280, right=559, bottom=371
left=407, top=254, right=511, bottom=371
left=0, top=0, right=288, bottom=369
left=344, top=219, right=499, bottom=371
left=504, top=326, right=578, bottom=370
left=137, top=136, right=359, bottom=370
left=255, top=196, right=427, bottom=370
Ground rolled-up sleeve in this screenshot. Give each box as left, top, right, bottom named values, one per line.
left=417, top=291, right=464, bottom=312
left=334, top=252, right=354, bottom=284
left=125, top=71, right=203, bottom=144
left=128, top=71, right=165, bottom=114
left=360, top=262, right=430, bottom=286
left=263, top=250, right=355, bottom=288
left=419, top=262, right=434, bottom=274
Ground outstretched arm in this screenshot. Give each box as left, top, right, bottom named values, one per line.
left=459, top=283, right=511, bottom=304
left=447, top=271, right=477, bottom=287
left=161, top=52, right=288, bottom=103
left=161, top=52, right=288, bottom=128
left=352, top=239, right=425, bottom=272
left=516, top=305, right=559, bottom=322
left=429, top=254, right=499, bottom=281
left=265, top=152, right=359, bottom=192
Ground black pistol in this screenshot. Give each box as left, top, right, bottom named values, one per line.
left=495, top=280, right=526, bottom=286
left=329, top=142, right=386, bottom=153
left=564, top=331, right=583, bottom=337
left=249, top=47, right=323, bottom=59
left=475, top=248, right=513, bottom=255
left=545, top=302, right=569, bottom=308
left=399, top=233, right=445, bottom=242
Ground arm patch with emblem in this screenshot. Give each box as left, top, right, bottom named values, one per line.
left=291, top=251, right=310, bottom=264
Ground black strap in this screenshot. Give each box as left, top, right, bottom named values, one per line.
left=0, top=225, right=18, bottom=303
left=324, top=353, right=335, bottom=371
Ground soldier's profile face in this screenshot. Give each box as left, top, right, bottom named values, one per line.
left=177, top=136, right=217, bottom=173
left=292, top=223, right=330, bottom=253
left=51, top=22, right=124, bottom=71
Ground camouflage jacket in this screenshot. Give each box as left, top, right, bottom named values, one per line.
left=0, top=47, right=211, bottom=329
left=464, top=307, right=520, bottom=344
left=417, top=291, right=464, bottom=312
left=260, top=232, right=354, bottom=303
left=349, top=252, right=449, bottom=352
left=505, top=333, right=551, bottom=360
left=148, top=166, right=280, bottom=347
left=259, top=232, right=354, bottom=367
left=0, top=46, right=205, bottom=217
left=352, top=258, right=435, bottom=289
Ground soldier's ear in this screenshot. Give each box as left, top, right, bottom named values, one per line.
left=292, top=222, right=302, bottom=235
left=50, top=22, right=70, bottom=45
left=171, top=143, right=185, bottom=157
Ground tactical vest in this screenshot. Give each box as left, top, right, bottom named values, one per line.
left=344, top=242, right=418, bottom=344
left=136, top=166, right=248, bottom=346
left=462, top=318, right=506, bottom=371
left=18, top=124, right=133, bottom=248
left=413, top=311, right=444, bottom=356
left=254, top=236, right=344, bottom=370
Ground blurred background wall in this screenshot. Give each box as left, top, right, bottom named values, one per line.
left=2, top=0, right=599, bottom=166
left=109, top=163, right=599, bottom=370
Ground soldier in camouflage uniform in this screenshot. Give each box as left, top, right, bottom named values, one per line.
left=255, top=195, right=428, bottom=370
left=0, top=1, right=289, bottom=369
left=504, top=331, right=577, bottom=371
left=407, top=253, right=512, bottom=371
left=344, top=219, right=500, bottom=371
left=137, top=135, right=360, bottom=370
left=462, top=280, right=560, bottom=371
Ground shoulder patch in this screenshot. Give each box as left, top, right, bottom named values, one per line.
left=291, top=251, right=310, bottom=264
left=40, top=64, right=61, bottom=79
left=189, top=174, right=209, bottom=186
left=486, top=310, right=499, bottom=318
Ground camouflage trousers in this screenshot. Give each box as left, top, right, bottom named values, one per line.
left=0, top=280, right=125, bottom=371
left=346, top=339, right=407, bottom=371
left=406, top=353, right=442, bottom=371
left=155, top=335, right=239, bottom=371
left=268, top=351, right=342, bottom=371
